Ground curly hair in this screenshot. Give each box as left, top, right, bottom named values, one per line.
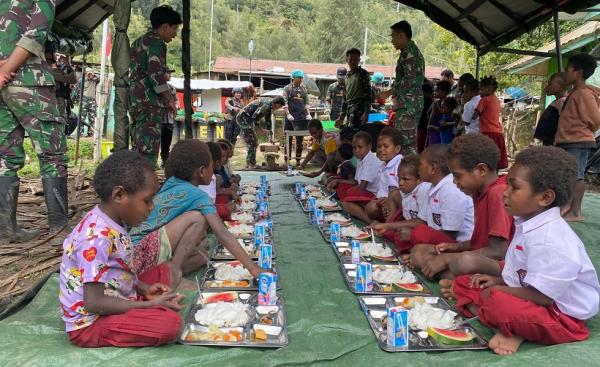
left=442, top=97, right=458, bottom=111
left=399, top=154, right=420, bottom=178
left=422, top=144, right=450, bottom=175
left=353, top=131, right=372, bottom=146
left=308, top=119, right=323, bottom=131
left=435, top=80, right=452, bottom=94
left=207, top=141, right=222, bottom=162
left=448, top=134, right=499, bottom=171
left=568, top=53, right=597, bottom=79
left=378, top=127, right=402, bottom=147
left=165, top=139, right=212, bottom=181
left=93, top=150, right=155, bottom=202
left=514, top=146, right=577, bottom=207
left=338, top=143, right=354, bottom=160
left=480, top=76, right=498, bottom=91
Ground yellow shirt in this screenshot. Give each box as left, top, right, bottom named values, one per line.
left=312, top=132, right=338, bottom=155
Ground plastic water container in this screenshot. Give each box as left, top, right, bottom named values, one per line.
left=368, top=112, right=388, bottom=123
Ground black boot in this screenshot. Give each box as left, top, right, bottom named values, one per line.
left=42, top=177, right=69, bottom=233
left=0, top=176, right=41, bottom=242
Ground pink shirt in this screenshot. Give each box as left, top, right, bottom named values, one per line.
left=59, top=206, right=138, bottom=332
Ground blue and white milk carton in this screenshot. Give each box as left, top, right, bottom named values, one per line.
left=355, top=262, right=373, bottom=292
left=351, top=240, right=361, bottom=264
left=299, top=186, right=307, bottom=200
left=258, top=273, right=278, bottom=306
left=254, top=223, right=266, bottom=245
left=330, top=223, right=341, bottom=244
left=287, top=165, right=293, bottom=176
left=260, top=175, right=267, bottom=185
left=315, top=209, right=324, bottom=225
left=386, top=307, right=409, bottom=348
left=258, top=201, right=269, bottom=217
left=307, top=196, right=317, bottom=211
left=258, top=242, right=273, bottom=269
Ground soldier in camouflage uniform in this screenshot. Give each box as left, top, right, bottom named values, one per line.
left=129, top=5, right=182, bottom=168
left=78, top=71, right=98, bottom=137
left=283, top=70, right=311, bottom=165
left=0, top=0, right=69, bottom=241
left=337, top=48, right=371, bottom=132
left=326, top=67, right=346, bottom=121
left=236, top=96, right=285, bottom=168
left=378, top=21, right=424, bottom=155
left=224, top=87, right=245, bottom=146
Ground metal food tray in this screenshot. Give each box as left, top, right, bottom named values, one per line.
left=211, top=239, right=277, bottom=261
left=318, top=226, right=381, bottom=245
left=358, top=295, right=488, bottom=352
left=329, top=240, right=400, bottom=265
left=339, top=262, right=433, bottom=296
left=179, top=292, right=289, bottom=348
left=298, top=198, right=342, bottom=213
left=290, top=184, right=332, bottom=200
left=200, top=261, right=279, bottom=291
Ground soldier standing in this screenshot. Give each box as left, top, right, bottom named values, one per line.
left=377, top=21, right=425, bottom=155
left=129, top=5, right=181, bottom=168
left=336, top=48, right=371, bottom=132
left=283, top=70, right=311, bottom=166
left=326, top=67, right=346, bottom=121
left=79, top=71, right=99, bottom=137
left=159, top=68, right=178, bottom=167
left=224, top=87, right=245, bottom=146
left=236, top=96, right=285, bottom=169
left=0, top=0, right=69, bottom=241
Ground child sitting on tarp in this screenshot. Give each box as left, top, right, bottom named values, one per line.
left=129, top=140, right=265, bottom=289
left=368, top=155, right=430, bottom=252
left=198, top=142, right=236, bottom=220
left=452, top=146, right=600, bottom=355
left=299, top=119, right=339, bottom=176
left=343, top=128, right=403, bottom=224
left=324, top=143, right=356, bottom=188
left=60, top=151, right=183, bottom=347
left=331, top=131, right=380, bottom=208
left=410, top=134, right=513, bottom=282
left=217, top=140, right=240, bottom=189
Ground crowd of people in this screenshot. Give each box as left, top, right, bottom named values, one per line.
left=1, top=1, right=600, bottom=358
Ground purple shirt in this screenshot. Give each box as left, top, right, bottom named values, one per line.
left=59, top=206, right=138, bottom=332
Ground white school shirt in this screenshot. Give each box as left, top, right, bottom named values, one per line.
left=502, top=207, right=600, bottom=320
left=417, top=174, right=474, bottom=241
left=355, top=151, right=382, bottom=195
left=401, top=182, right=432, bottom=220
left=198, top=174, right=217, bottom=202
left=462, top=95, right=481, bottom=134
left=375, top=154, right=403, bottom=198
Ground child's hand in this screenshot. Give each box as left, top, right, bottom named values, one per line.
left=151, top=292, right=185, bottom=311
left=469, top=274, right=501, bottom=289
left=435, top=242, right=461, bottom=254
left=367, top=221, right=386, bottom=236
left=397, top=227, right=412, bottom=242
left=144, top=283, right=171, bottom=300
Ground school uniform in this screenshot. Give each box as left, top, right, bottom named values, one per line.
left=469, top=176, right=513, bottom=250
left=383, top=182, right=431, bottom=252
left=453, top=207, right=599, bottom=345
left=337, top=151, right=382, bottom=203
left=410, top=174, right=474, bottom=246
left=376, top=154, right=403, bottom=198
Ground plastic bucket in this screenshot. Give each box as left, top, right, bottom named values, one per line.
left=101, top=141, right=114, bottom=159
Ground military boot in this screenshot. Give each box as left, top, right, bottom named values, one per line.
left=0, top=176, right=41, bottom=242
left=42, top=177, right=69, bottom=233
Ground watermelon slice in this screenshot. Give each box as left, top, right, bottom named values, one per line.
left=203, top=291, right=238, bottom=304
left=371, top=254, right=397, bottom=262
left=224, top=221, right=241, bottom=228
left=428, top=327, right=475, bottom=345
left=394, top=283, right=424, bottom=292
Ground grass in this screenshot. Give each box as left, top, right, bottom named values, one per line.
left=18, top=137, right=98, bottom=178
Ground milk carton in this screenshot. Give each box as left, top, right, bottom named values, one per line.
left=254, top=223, right=266, bottom=245
left=315, top=209, right=324, bottom=225
left=299, top=186, right=307, bottom=200
left=258, top=273, right=278, bottom=306
left=386, top=307, right=409, bottom=348
left=258, top=242, right=273, bottom=269
left=355, top=262, right=373, bottom=292
left=330, top=223, right=341, bottom=244
left=287, top=165, right=293, bottom=176
left=351, top=240, right=361, bottom=264
left=260, top=175, right=267, bottom=185
left=258, top=201, right=269, bottom=217
left=307, top=196, right=317, bottom=211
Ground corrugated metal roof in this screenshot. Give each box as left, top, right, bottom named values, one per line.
left=169, top=78, right=252, bottom=91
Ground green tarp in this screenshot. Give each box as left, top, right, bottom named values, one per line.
left=1, top=172, right=600, bottom=366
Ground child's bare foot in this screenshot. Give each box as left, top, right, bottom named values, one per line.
left=176, top=278, right=198, bottom=292
left=439, top=279, right=455, bottom=300
left=401, top=254, right=414, bottom=269
left=489, top=333, right=524, bottom=355
left=168, top=262, right=183, bottom=289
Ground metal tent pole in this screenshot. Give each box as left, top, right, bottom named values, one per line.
left=553, top=9, right=563, bottom=72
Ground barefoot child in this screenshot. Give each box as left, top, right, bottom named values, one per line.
left=217, top=140, right=240, bottom=190
left=413, top=134, right=514, bottom=281
left=473, top=76, right=508, bottom=169
left=60, top=151, right=183, bottom=347
left=130, top=140, right=265, bottom=288
left=345, top=128, right=402, bottom=223
left=324, top=143, right=356, bottom=188
left=299, top=119, right=339, bottom=177
left=452, top=146, right=600, bottom=355
left=332, top=131, right=381, bottom=203
left=368, top=155, right=431, bottom=252
left=210, top=142, right=239, bottom=220
left=217, top=139, right=242, bottom=186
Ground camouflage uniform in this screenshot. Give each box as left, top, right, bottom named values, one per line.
left=224, top=96, right=244, bottom=146
left=342, top=66, right=371, bottom=130
left=327, top=81, right=345, bottom=121
left=130, top=29, right=170, bottom=167
left=392, top=40, right=425, bottom=155
left=236, top=99, right=272, bottom=165
left=0, top=0, right=67, bottom=179
left=283, top=83, right=309, bottom=161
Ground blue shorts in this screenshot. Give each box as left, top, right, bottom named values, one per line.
left=563, top=147, right=590, bottom=180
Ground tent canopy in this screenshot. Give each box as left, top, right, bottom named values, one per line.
left=55, top=0, right=122, bottom=33
left=394, top=0, right=598, bottom=54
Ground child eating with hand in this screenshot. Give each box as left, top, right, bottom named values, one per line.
left=60, top=151, right=183, bottom=348
left=452, top=146, right=600, bottom=355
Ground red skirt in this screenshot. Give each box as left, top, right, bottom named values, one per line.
left=481, top=131, right=508, bottom=169
left=216, top=193, right=232, bottom=220
left=392, top=224, right=457, bottom=253
left=453, top=275, right=589, bottom=345
left=336, top=183, right=376, bottom=203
